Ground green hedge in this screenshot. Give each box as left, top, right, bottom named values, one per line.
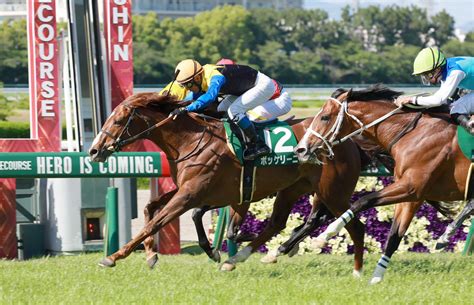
left=0, top=121, right=67, bottom=138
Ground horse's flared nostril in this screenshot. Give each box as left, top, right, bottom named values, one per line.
left=89, top=148, right=98, bottom=156
left=295, top=147, right=307, bottom=155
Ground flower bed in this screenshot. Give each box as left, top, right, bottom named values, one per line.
left=217, top=177, right=472, bottom=254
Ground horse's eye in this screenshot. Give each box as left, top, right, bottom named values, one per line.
left=321, top=115, right=330, bottom=121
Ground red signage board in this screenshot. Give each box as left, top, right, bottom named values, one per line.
left=103, top=0, right=178, bottom=254
left=104, top=0, right=134, bottom=110
left=0, top=0, right=61, bottom=258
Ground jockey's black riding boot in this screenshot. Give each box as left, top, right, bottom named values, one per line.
left=453, top=114, right=474, bottom=135
left=235, top=115, right=270, bottom=160
left=241, top=124, right=270, bottom=160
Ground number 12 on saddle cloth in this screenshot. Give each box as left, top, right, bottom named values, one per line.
left=223, top=121, right=299, bottom=167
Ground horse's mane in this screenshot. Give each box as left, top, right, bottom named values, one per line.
left=123, top=92, right=189, bottom=112
left=332, top=85, right=403, bottom=103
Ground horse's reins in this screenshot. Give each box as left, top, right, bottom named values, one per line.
left=305, top=97, right=403, bottom=160
left=171, top=113, right=220, bottom=163
left=102, top=106, right=216, bottom=153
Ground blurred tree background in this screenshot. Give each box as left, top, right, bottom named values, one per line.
left=1, top=5, right=474, bottom=85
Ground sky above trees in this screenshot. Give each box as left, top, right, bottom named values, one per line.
left=305, top=0, right=474, bottom=30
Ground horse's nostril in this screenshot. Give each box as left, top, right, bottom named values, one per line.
left=295, top=147, right=307, bottom=155
left=89, top=148, right=98, bottom=156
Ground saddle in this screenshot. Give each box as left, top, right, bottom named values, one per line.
left=223, top=118, right=299, bottom=204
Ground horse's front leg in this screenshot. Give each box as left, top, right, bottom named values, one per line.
left=435, top=198, right=474, bottom=250
left=143, top=189, right=178, bottom=269
left=227, top=203, right=251, bottom=242
left=221, top=182, right=310, bottom=271
left=261, top=198, right=330, bottom=264
left=314, top=179, right=419, bottom=247
left=99, top=187, right=199, bottom=268
left=192, top=205, right=222, bottom=262
left=370, top=201, right=422, bottom=285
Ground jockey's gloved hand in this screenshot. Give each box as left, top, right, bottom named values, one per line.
left=169, top=107, right=188, bottom=118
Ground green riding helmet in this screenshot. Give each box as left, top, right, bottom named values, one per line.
left=412, top=47, right=447, bottom=75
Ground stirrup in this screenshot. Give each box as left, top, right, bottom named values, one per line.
left=243, top=144, right=270, bottom=161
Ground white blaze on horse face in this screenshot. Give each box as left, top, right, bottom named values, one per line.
left=91, top=110, right=116, bottom=149
left=298, top=108, right=324, bottom=153
left=91, top=131, right=103, bottom=148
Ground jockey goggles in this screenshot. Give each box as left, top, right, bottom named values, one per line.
left=420, top=69, right=441, bottom=85
left=179, top=80, right=195, bottom=89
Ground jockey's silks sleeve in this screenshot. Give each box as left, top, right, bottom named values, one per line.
left=186, top=75, right=226, bottom=112
left=184, top=91, right=199, bottom=101
left=414, top=70, right=465, bottom=107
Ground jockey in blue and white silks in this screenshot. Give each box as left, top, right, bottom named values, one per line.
left=395, top=47, right=474, bottom=134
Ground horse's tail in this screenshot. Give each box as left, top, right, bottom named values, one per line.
left=426, top=200, right=458, bottom=218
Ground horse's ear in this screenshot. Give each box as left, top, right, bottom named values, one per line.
left=346, top=88, right=353, bottom=101
left=331, top=88, right=347, bottom=99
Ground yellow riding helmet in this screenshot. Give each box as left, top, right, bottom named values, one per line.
left=175, top=59, right=203, bottom=83
left=412, top=47, right=446, bottom=75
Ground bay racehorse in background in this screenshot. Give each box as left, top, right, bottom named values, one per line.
left=89, top=93, right=367, bottom=273
left=295, top=86, right=470, bottom=284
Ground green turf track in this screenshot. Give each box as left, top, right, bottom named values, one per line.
left=0, top=251, right=473, bottom=305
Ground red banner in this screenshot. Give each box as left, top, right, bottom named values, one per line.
left=104, top=0, right=134, bottom=109
left=0, top=0, right=61, bottom=258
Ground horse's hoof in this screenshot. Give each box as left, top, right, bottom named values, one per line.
left=220, top=262, right=236, bottom=272
left=260, top=253, right=278, bottom=264
left=287, top=244, right=300, bottom=257
left=312, top=237, right=327, bottom=249
left=352, top=269, right=363, bottom=279
left=147, top=253, right=159, bottom=269
left=435, top=242, right=448, bottom=250
left=369, top=276, right=383, bottom=285
left=211, top=250, right=221, bottom=263
left=98, top=257, right=116, bottom=268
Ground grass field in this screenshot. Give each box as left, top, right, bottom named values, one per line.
left=1, top=249, right=473, bottom=304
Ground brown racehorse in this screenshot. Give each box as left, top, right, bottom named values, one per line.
left=89, top=92, right=366, bottom=273
left=295, top=86, right=468, bottom=284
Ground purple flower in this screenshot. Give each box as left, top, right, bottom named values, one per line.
left=217, top=177, right=469, bottom=253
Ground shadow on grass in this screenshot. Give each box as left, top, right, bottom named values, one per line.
left=181, top=243, right=206, bottom=256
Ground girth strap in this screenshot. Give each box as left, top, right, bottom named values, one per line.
left=387, top=112, right=423, bottom=153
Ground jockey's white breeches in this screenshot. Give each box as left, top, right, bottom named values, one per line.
left=450, top=92, right=474, bottom=115
left=217, top=72, right=292, bottom=122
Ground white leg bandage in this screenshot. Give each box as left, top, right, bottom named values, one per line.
left=370, top=255, right=391, bottom=285
left=320, top=210, right=355, bottom=241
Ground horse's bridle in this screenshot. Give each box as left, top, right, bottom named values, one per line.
left=101, top=106, right=170, bottom=152
left=304, top=97, right=402, bottom=160
left=100, top=106, right=217, bottom=162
